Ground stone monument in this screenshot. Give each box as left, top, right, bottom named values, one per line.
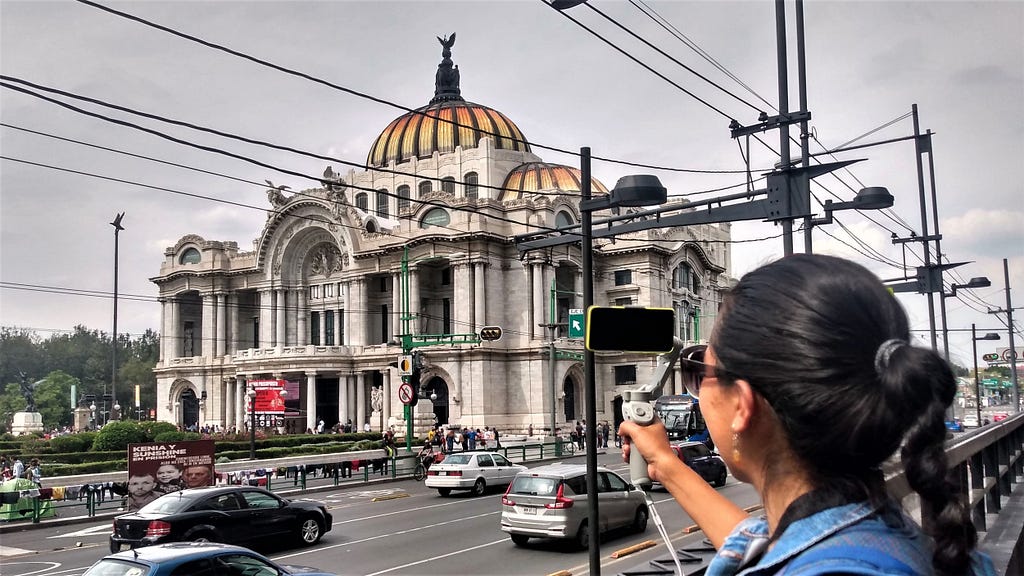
left=11, top=374, right=44, bottom=435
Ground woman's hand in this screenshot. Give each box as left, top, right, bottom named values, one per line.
left=617, top=419, right=676, bottom=483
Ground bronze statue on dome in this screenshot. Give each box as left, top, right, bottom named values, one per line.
left=432, top=32, right=462, bottom=104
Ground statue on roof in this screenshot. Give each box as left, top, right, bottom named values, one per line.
left=432, top=32, right=462, bottom=104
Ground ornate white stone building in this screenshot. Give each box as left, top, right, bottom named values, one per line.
left=152, top=36, right=731, bottom=437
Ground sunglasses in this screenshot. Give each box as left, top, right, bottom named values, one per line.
left=679, top=344, right=726, bottom=397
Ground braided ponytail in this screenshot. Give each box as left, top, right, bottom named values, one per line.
left=888, top=345, right=977, bottom=575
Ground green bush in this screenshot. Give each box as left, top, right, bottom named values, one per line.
left=92, top=421, right=147, bottom=451
left=49, top=433, right=94, bottom=453
left=153, top=431, right=201, bottom=443
left=29, top=450, right=123, bottom=465
left=43, top=459, right=129, bottom=477
left=140, top=421, right=178, bottom=441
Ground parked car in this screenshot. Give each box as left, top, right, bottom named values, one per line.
left=85, top=542, right=336, bottom=576
left=993, top=413, right=1009, bottom=422
left=962, top=414, right=980, bottom=428
left=944, top=419, right=964, bottom=433
left=668, top=441, right=728, bottom=487
left=109, top=486, right=332, bottom=553
left=500, top=463, right=648, bottom=549
left=425, top=450, right=527, bottom=496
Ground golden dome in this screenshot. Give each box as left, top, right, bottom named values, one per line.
left=500, top=162, right=609, bottom=201
left=366, top=101, right=530, bottom=168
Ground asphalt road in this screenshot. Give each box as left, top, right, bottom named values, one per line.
left=1, top=450, right=762, bottom=576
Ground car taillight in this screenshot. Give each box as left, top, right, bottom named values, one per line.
left=545, top=483, right=573, bottom=509
left=501, top=483, right=515, bottom=507
left=448, top=470, right=462, bottom=476
left=111, top=520, right=117, bottom=534
left=427, top=470, right=438, bottom=476
left=145, top=520, right=172, bottom=537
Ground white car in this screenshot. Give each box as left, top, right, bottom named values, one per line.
left=962, top=414, right=980, bottom=428
left=425, top=451, right=527, bottom=497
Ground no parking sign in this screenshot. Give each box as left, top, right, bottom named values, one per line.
left=398, top=382, right=416, bottom=405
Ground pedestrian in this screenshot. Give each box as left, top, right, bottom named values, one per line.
left=527, top=423, right=534, bottom=438
left=363, top=421, right=371, bottom=433
left=446, top=427, right=455, bottom=453
left=316, top=418, right=325, bottom=434
left=575, top=421, right=584, bottom=450
left=493, top=426, right=501, bottom=449
left=600, top=421, right=610, bottom=449
left=11, top=456, right=24, bottom=479
left=619, top=254, right=995, bottom=575
left=27, top=458, right=42, bottom=487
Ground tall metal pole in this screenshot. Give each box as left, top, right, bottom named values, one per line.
left=249, top=387, right=256, bottom=460
left=402, top=247, right=414, bottom=451
left=580, top=147, right=600, bottom=572
left=549, top=280, right=557, bottom=439
left=111, top=213, right=124, bottom=419
left=912, top=105, right=938, bottom=350
left=796, top=0, right=813, bottom=253
left=775, top=0, right=793, bottom=255
left=924, top=131, right=953, bottom=417
left=1002, top=258, right=1020, bottom=411
left=973, top=324, right=982, bottom=425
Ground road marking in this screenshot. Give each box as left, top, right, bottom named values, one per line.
left=272, top=510, right=500, bottom=562
left=331, top=496, right=479, bottom=524
left=46, top=523, right=112, bottom=539
left=370, top=493, right=410, bottom=502
left=0, top=545, right=37, bottom=558
left=363, top=537, right=510, bottom=576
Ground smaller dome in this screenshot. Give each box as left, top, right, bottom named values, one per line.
left=500, top=162, right=609, bottom=202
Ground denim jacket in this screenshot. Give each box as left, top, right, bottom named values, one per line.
left=705, top=501, right=996, bottom=576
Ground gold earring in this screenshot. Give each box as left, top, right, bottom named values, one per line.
left=732, top=430, right=741, bottom=464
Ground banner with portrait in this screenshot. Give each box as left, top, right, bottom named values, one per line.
left=126, top=439, right=216, bottom=511
left=247, top=379, right=287, bottom=428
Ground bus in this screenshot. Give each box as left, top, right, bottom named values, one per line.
left=654, top=394, right=712, bottom=447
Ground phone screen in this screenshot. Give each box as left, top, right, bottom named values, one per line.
left=585, top=307, right=675, bottom=353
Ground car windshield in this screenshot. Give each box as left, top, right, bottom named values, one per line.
left=510, top=476, right=558, bottom=496
left=138, top=491, right=201, bottom=514
left=83, top=559, right=149, bottom=576
left=655, top=404, right=691, bottom=430
left=441, top=454, right=472, bottom=465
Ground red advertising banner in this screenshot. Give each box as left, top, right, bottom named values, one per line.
left=247, top=379, right=286, bottom=413
left=126, top=439, right=216, bottom=511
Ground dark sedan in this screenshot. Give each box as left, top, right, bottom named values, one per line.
left=110, top=486, right=332, bottom=553
left=670, top=441, right=728, bottom=487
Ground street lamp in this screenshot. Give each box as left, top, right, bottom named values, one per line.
left=972, top=324, right=1000, bottom=425
left=110, top=212, right=125, bottom=419
left=247, top=387, right=257, bottom=460
left=939, top=276, right=990, bottom=418
left=89, top=403, right=97, bottom=430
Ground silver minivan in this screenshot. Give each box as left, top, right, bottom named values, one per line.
left=500, top=463, right=648, bottom=548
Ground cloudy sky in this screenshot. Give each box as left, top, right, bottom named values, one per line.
left=2, top=0, right=1021, bottom=369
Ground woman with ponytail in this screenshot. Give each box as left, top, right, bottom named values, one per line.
left=620, top=254, right=994, bottom=575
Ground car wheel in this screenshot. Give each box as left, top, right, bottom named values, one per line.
left=511, top=534, right=530, bottom=547
left=633, top=507, right=649, bottom=533
left=575, top=520, right=590, bottom=550
left=437, top=488, right=452, bottom=497
left=189, top=532, right=213, bottom=543
left=471, top=478, right=486, bottom=496
left=299, top=517, right=323, bottom=545
left=714, top=469, right=727, bottom=487
left=109, top=541, right=122, bottom=554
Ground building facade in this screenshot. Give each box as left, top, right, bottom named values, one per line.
left=152, top=37, right=732, bottom=437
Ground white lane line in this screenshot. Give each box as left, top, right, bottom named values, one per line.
left=272, top=510, right=500, bottom=561
left=331, top=496, right=481, bottom=524
left=0, top=561, right=61, bottom=575
left=363, top=537, right=510, bottom=576
left=46, top=523, right=112, bottom=539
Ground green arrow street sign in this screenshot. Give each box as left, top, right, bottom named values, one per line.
left=568, top=308, right=584, bottom=338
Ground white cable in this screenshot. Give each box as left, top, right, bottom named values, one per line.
left=643, top=490, right=684, bottom=576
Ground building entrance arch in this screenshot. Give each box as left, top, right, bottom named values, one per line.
left=563, top=377, right=577, bottom=422
left=180, top=388, right=199, bottom=431
left=423, top=377, right=449, bottom=425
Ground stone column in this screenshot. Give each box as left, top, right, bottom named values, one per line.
left=259, top=289, right=273, bottom=347
left=306, top=372, right=318, bottom=433
left=215, top=293, right=227, bottom=357
left=319, top=309, right=329, bottom=347
left=296, top=288, right=308, bottom=346
left=201, top=292, right=216, bottom=357
left=410, top=267, right=421, bottom=335
left=352, top=278, right=366, bottom=345
left=276, top=289, right=287, bottom=347
left=226, top=293, right=237, bottom=354
left=170, top=295, right=181, bottom=358
left=531, top=262, right=546, bottom=340
left=454, top=262, right=471, bottom=335
left=356, top=372, right=366, bottom=429
left=474, top=262, right=486, bottom=331
left=382, top=370, right=392, bottom=427
left=159, top=298, right=169, bottom=361
left=347, top=376, right=356, bottom=424
left=235, top=375, right=246, bottom=432
left=225, top=378, right=235, bottom=432
left=342, top=282, right=352, bottom=344
left=392, top=273, right=402, bottom=339
left=339, top=373, right=350, bottom=427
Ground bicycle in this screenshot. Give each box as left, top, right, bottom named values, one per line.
left=413, top=461, right=428, bottom=481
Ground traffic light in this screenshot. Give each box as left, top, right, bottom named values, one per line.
left=982, top=353, right=1000, bottom=362
left=479, top=326, right=503, bottom=341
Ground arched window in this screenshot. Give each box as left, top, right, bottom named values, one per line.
left=397, top=185, right=411, bottom=212
left=420, top=208, right=451, bottom=229
left=179, top=248, right=201, bottom=264
left=441, top=177, right=456, bottom=195
left=673, top=263, right=692, bottom=290
left=464, top=172, right=479, bottom=200
left=376, top=189, right=389, bottom=218
left=555, top=210, right=574, bottom=229
left=418, top=181, right=432, bottom=197
left=692, top=273, right=701, bottom=294
left=355, top=192, right=368, bottom=211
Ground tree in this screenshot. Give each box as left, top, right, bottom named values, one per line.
left=119, top=358, right=156, bottom=416
left=0, top=327, right=45, bottom=389
left=33, top=371, right=78, bottom=427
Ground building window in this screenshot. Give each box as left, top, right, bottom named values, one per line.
left=310, top=285, right=320, bottom=299
left=380, top=304, right=389, bottom=343
left=310, top=312, right=320, bottom=346
left=376, top=189, right=389, bottom=218
left=555, top=210, right=574, bottom=229
left=338, top=308, right=345, bottom=345
left=614, top=365, right=637, bottom=386
left=252, top=317, right=259, bottom=348
left=418, top=181, right=432, bottom=197
left=420, top=208, right=450, bottom=229
left=183, top=321, right=195, bottom=356
left=692, top=274, right=702, bottom=294
left=464, top=172, right=478, bottom=199
left=441, top=177, right=456, bottom=195
left=675, top=300, right=692, bottom=341
left=442, top=298, right=451, bottom=334
left=673, top=263, right=691, bottom=290
left=355, top=192, right=368, bottom=211
left=380, top=277, right=388, bottom=292
left=397, top=185, right=411, bottom=212
left=179, top=248, right=201, bottom=264
left=614, top=270, right=632, bottom=286
left=615, top=297, right=633, bottom=306
left=324, top=310, right=335, bottom=346
left=441, top=268, right=451, bottom=286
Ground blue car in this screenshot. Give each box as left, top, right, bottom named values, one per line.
left=83, top=542, right=336, bottom=576
left=945, top=419, right=964, bottom=433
